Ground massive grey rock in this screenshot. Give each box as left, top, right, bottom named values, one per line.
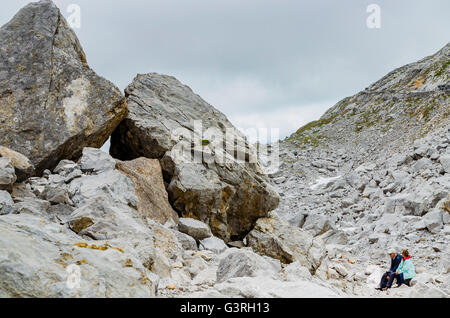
left=0, top=0, right=127, bottom=175
left=110, top=73, right=279, bottom=241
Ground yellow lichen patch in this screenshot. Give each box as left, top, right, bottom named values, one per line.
left=443, top=201, right=450, bottom=213
left=73, top=242, right=125, bottom=253
left=76, top=259, right=88, bottom=265
left=166, top=284, right=176, bottom=290
left=112, top=247, right=125, bottom=253
left=56, top=253, right=73, bottom=267
left=124, top=258, right=133, bottom=268
left=90, top=244, right=108, bottom=251
left=139, top=271, right=150, bottom=285
left=74, top=242, right=89, bottom=248
left=412, top=77, right=425, bottom=89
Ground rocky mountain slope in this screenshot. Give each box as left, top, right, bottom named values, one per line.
left=0, top=1, right=448, bottom=298
left=271, top=42, right=449, bottom=297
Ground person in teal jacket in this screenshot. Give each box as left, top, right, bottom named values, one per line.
left=394, top=249, right=415, bottom=287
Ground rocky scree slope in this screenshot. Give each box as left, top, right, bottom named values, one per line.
left=0, top=0, right=448, bottom=298
left=271, top=43, right=449, bottom=297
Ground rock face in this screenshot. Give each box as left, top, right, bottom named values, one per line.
left=116, top=158, right=179, bottom=225
left=110, top=73, right=279, bottom=241
left=246, top=217, right=326, bottom=273
left=0, top=0, right=127, bottom=175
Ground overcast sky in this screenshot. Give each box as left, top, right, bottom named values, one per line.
left=1, top=0, right=449, bottom=140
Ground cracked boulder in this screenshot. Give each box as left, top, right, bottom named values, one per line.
left=0, top=0, right=127, bottom=175
left=110, top=73, right=279, bottom=241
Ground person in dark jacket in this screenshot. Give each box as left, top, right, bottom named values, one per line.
left=376, top=248, right=402, bottom=291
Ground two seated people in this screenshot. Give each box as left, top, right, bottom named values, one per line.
left=377, top=248, right=415, bottom=291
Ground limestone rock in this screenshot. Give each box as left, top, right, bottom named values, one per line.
left=110, top=73, right=279, bottom=241
left=0, top=1, right=127, bottom=175
left=216, top=248, right=281, bottom=283
left=0, top=158, right=16, bottom=190
left=209, top=275, right=341, bottom=298
left=0, top=214, right=156, bottom=297
left=246, top=217, right=326, bottom=273
left=68, top=169, right=138, bottom=208
left=423, top=209, right=444, bottom=234
left=440, top=155, right=450, bottom=173
left=79, top=148, right=116, bottom=173
left=0, top=146, right=34, bottom=181
left=173, top=231, right=198, bottom=251
left=116, top=157, right=178, bottom=225
left=178, top=218, right=212, bottom=241
left=199, top=236, right=228, bottom=254
left=0, top=190, right=14, bottom=215
left=67, top=195, right=149, bottom=240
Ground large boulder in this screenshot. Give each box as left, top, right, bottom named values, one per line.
left=116, top=157, right=179, bottom=225
left=246, top=217, right=327, bottom=274
left=0, top=1, right=127, bottom=175
left=110, top=73, right=279, bottom=241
